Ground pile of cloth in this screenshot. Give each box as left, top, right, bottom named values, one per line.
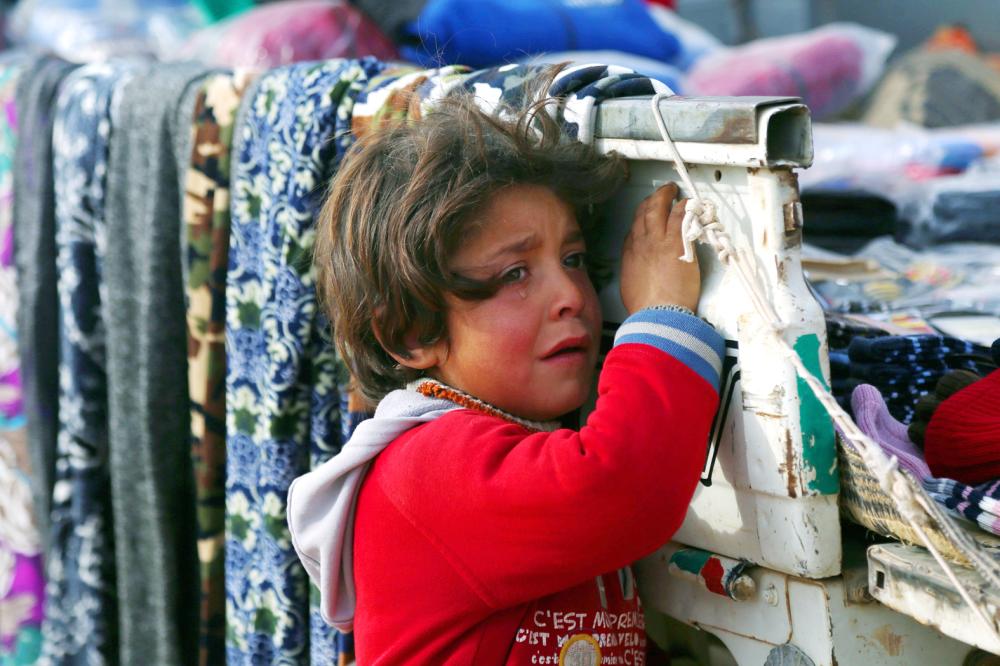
left=851, top=337, right=1000, bottom=535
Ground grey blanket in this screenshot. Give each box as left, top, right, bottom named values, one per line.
left=103, top=61, right=213, bottom=666
left=13, top=54, right=78, bottom=542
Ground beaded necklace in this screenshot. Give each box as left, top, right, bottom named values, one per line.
left=412, top=378, right=560, bottom=433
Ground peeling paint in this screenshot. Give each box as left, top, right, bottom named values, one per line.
left=784, top=430, right=798, bottom=498
left=670, top=548, right=711, bottom=576
left=793, top=334, right=839, bottom=495
left=668, top=548, right=755, bottom=601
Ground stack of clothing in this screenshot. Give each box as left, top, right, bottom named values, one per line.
left=853, top=379, right=1000, bottom=537
left=833, top=332, right=989, bottom=423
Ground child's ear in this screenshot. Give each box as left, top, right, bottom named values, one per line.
left=373, top=323, right=448, bottom=371
left=386, top=339, right=447, bottom=371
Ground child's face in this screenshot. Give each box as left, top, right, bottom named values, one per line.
left=429, top=184, right=602, bottom=421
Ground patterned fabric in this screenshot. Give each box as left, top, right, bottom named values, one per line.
left=842, top=334, right=988, bottom=423
left=351, top=62, right=673, bottom=143
left=0, top=58, right=45, bottom=666
left=43, top=62, right=135, bottom=666
left=182, top=70, right=255, bottom=666
left=226, top=57, right=387, bottom=665
left=925, top=477, right=1000, bottom=536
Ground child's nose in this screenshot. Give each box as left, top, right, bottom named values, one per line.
left=550, top=268, right=586, bottom=319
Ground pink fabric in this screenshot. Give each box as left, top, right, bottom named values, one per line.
left=687, top=32, right=863, bottom=119
left=183, top=0, right=399, bottom=68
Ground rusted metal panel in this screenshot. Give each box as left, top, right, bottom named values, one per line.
left=593, top=96, right=813, bottom=167
left=595, top=96, right=798, bottom=145
left=868, top=543, right=1000, bottom=655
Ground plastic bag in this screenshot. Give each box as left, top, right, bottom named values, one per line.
left=7, top=0, right=202, bottom=61
left=398, top=0, right=681, bottom=69
left=686, top=23, right=896, bottom=120
left=801, top=123, right=985, bottom=192
left=896, top=171, right=1000, bottom=248
left=180, top=0, right=399, bottom=68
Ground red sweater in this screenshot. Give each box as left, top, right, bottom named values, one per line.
left=352, top=342, right=721, bottom=664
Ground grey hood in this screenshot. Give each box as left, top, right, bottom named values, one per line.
left=287, top=385, right=459, bottom=632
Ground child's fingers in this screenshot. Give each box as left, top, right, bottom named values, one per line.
left=642, top=184, right=678, bottom=233
left=666, top=198, right=688, bottom=239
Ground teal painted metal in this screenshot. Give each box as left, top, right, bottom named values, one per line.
left=794, top=334, right=839, bottom=495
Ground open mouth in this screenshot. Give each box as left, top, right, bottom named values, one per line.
left=542, top=336, right=589, bottom=361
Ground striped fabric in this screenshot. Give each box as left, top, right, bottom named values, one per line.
left=613, top=308, right=725, bottom=390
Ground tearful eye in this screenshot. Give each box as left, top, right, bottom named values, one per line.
left=563, top=252, right=587, bottom=269
left=501, top=266, right=527, bottom=283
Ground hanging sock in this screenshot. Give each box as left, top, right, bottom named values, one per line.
left=925, top=370, right=1000, bottom=485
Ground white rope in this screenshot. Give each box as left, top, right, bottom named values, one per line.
left=649, top=93, right=1000, bottom=637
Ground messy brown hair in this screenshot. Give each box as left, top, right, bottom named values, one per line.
left=315, top=87, right=627, bottom=405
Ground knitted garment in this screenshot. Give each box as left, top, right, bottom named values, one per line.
left=850, top=384, right=932, bottom=480
left=226, top=58, right=387, bottom=665
left=851, top=383, right=1000, bottom=536
left=103, top=62, right=213, bottom=666
left=824, top=312, right=889, bottom=349
left=44, top=62, right=143, bottom=666
left=181, top=70, right=255, bottom=666
left=908, top=369, right=982, bottom=447
left=840, top=334, right=988, bottom=423
left=925, top=479, right=1000, bottom=536
left=0, top=56, right=45, bottom=666
left=12, top=54, right=78, bottom=546
left=925, top=370, right=1000, bottom=485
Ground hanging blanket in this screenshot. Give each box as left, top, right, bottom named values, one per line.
left=181, top=69, right=256, bottom=666
left=43, top=61, right=149, bottom=666
left=103, top=62, right=214, bottom=666
left=225, top=57, right=387, bottom=665
left=12, top=54, right=77, bottom=550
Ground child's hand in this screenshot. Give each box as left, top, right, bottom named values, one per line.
left=620, top=182, right=701, bottom=314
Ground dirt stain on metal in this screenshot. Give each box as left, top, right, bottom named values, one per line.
left=872, top=625, right=903, bottom=656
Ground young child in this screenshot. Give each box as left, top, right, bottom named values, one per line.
left=288, top=94, right=725, bottom=665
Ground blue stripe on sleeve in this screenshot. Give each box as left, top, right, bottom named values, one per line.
left=613, top=309, right=725, bottom=391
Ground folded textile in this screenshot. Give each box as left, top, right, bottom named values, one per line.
left=924, top=477, right=1000, bottom=518
left=182, top=0, right=399, bottom=68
